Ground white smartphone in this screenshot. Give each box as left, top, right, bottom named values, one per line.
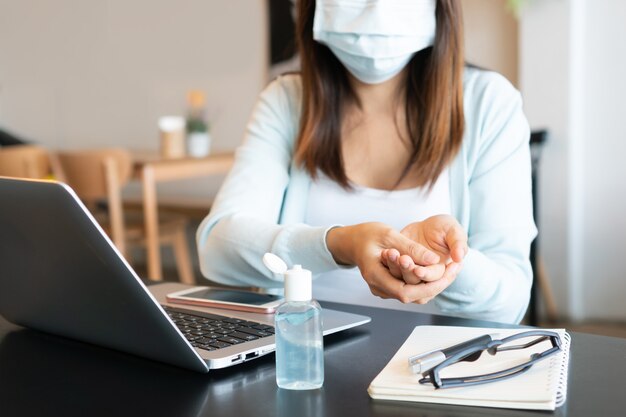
left=166, top=286, right=284, bottom=314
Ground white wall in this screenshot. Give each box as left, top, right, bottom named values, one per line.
left=580, top=0, right=626, bottom=320
left=520, top=0, right=576, bottom=319
left=0, top=0, right=267, bottom=201
left=521, top=0, right=626, bottom=321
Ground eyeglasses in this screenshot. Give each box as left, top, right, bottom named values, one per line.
left=419, top=330, right=562, bottom=389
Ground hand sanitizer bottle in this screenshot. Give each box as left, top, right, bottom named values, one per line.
left=263, top=253, right=324, bottom=390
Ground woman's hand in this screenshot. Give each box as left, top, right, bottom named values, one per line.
left=381, top=248, right=462, bottom=304
left=381, top=249, right=463, bottom=304
left=380, top=215, right=468, bottom=303
left=401, top=215, right=468, bottom=264
left=326, top=222, right=446, bottom=303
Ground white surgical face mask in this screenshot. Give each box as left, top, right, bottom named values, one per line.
left=313, top=0, right=437, bottom=84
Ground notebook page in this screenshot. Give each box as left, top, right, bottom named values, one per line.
left=369, top=326, right=570, bottom=410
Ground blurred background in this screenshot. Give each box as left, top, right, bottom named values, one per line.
left=0, top=0, right=624, bottom=335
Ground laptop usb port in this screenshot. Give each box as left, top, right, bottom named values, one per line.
left=245, top=352, right=259, bottom=361
left=231, top=355, right=242, bottom=363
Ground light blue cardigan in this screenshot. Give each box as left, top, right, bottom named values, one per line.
left=197, top=67, right=537, bottom=324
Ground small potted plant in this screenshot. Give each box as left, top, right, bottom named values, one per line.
left=186, top=90, right=211, bottom=158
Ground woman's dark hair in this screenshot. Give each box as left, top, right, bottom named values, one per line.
left=294, top=0, right=465, bottom=189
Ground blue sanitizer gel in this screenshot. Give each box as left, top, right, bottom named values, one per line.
left=275, top=300, right=324, bottom=390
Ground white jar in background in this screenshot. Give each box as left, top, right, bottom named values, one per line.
left=187, top=132, right=211, bottom=158
left=158, top=116, right=186, bottom=159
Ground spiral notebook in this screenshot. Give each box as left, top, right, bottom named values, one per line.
left=368, top=326, right=571, bottom=411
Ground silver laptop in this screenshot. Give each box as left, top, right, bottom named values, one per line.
left=0, top=177, right=370, bottom=373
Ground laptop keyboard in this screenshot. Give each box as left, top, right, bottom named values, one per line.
left=163, top=306, right=274, bottom=352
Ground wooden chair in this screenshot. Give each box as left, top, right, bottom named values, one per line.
left=0, top=145, right=52, bottom=179
left=55, top=148, right=194, bottom=284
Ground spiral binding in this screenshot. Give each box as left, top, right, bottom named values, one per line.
left=553, top=331, right=571, bottom=407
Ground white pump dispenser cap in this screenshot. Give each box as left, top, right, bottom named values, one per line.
left=284, top=265, right=312, bottom=302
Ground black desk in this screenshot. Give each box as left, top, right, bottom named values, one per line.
left=1, top=297, right=624, bottom=417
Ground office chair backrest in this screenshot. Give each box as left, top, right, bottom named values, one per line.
left=0, top=145, right=51, bottom=179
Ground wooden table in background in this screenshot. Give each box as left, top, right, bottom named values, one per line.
left=131, top=151, right=235, bottom=281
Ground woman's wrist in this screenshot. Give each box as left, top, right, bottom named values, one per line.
left=326, top=226, right=354, bottom=266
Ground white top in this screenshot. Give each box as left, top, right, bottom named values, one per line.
left=305, top=170, right=450, bottom=313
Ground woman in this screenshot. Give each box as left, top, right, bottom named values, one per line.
left=197, top=0, right=536, bottom=324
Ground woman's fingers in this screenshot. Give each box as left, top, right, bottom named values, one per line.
left=385, top=229, right=440, bottom=266
left=396, top=254, right=421, bottom=285
left=334, top=221, right=457, bottom=305
left=384, top=253, right=444, bottom=284
left=363, top=260, right=462, bottom=304
left=399, top=216, right=469, bottom=264
left=413, top=262, right=446, bottom=282
left=363, top=262, right=408, bottom=301
left=382, top=249, right=403, bottom=278
left=411, top=262, right=462, bottom=304
left=445, top=223, right=468, bottom=263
